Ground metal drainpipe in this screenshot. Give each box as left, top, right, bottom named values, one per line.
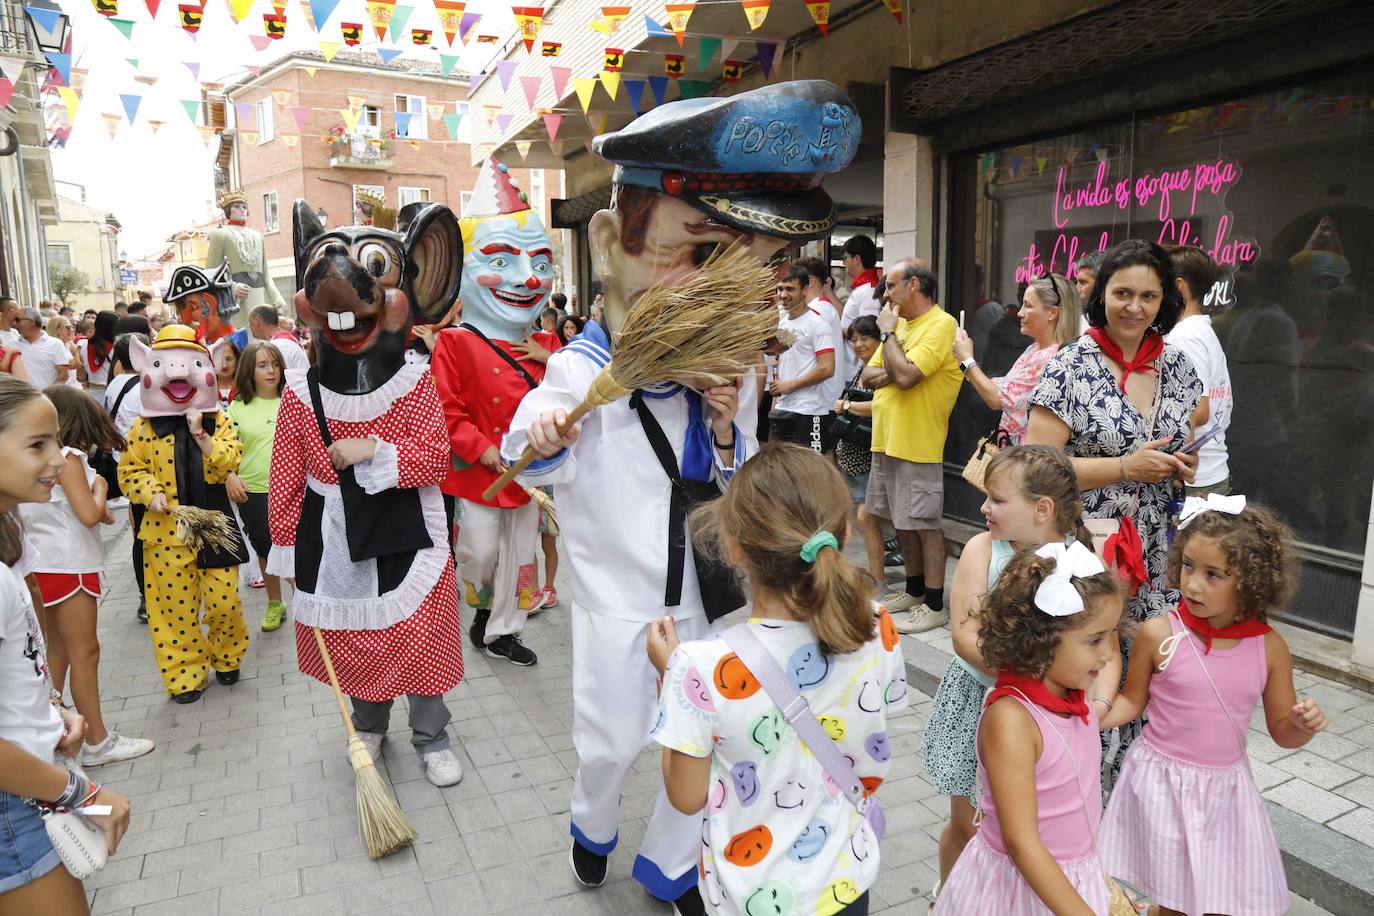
left=0, top=125, right=45, bottom=303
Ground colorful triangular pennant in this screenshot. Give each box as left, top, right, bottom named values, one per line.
left=434, top=0, right=465, bottom=46
left=319, top=40, right=340, bottom=62
left=756, top=41, right=776, bottom=78
left=290, top=105, right=310, bottom=131
left=226, top=0, right=254, bottom=24
left=542, top=112, right=561, bottom=142
left=883, top=0, right=903, bottom=24
left=741, top=0, right=769, bottom=30
left=697, top=37, right=720, bottom=72
left=624, top=78, right=645, bottom=113
left=805, top=0, right=829, bottom=36
left=340, top=21, right=363, bottom=44
left=493, top=59, right=516, bottom=91
left=598, top=70, right=620, bottom=100
left=387, top=3, right=414, bottom=42
left=644, top=15, right=671, bottom=40
left=109, top=18, right=136, bottom=39
left=540, top=40, right=561, bottom=56
left=102, top=112, right=121, bottom=139
left=442, top=112, right=462, bottom=138
left=181, top=98, right=201, bottom=124
left=572, top=78, right=596, bottom=113
left=549, top=65, right=571, bottom=99
left=43, top=53, right=71, bottom=85
left=664, top=2, right=694, bottom=47
left=647, top=75, right=668, bottom=106
left=119, top=93, right=141, bottom=124
left=377, top=48, right=404, bottom=64
left=512, top=6, right=543, bottom=53
left=439, top=53, right=461, bottom=76
left=309, top=0, right=341, bottom=30
left=519, top=75, right=541, bottom=111
left=366, top=0, right=396, bottom=41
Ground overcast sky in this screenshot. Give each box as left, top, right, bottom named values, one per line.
left=51, top=0, right=511, bottom=260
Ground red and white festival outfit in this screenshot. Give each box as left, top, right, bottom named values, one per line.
left=267, top=363, right=462, bottom=731
left=432, top=328, right=561, bottom=644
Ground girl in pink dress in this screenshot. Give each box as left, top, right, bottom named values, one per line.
left=934, top=541, right=1123, bottom=915
left=1100, top=497, right=1327, bottom=915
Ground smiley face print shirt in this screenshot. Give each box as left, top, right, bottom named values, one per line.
left=652, top=609, right=908, bottom=916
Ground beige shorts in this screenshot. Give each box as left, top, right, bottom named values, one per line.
left=865, top=453, right=943, bottom=530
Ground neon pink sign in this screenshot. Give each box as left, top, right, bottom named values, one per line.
left=1016, top=156, right=1259, bottom=284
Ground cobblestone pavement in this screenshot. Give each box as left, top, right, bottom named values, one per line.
left=79, top=522, right=1345, bottom=914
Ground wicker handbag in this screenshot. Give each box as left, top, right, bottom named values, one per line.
left=961, top=429, right=1011, bottom=492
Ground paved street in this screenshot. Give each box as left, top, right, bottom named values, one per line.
left=78, top=521, right=1356, bottom=914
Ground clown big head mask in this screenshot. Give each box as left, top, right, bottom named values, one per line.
left=130, top=324, right=228, bottom=417
left=458, top=158, right=554, bottom=342
left=292, top=200, right=461, bottom=394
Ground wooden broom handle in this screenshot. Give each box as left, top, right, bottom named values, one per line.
left=481, top=400, right=595, bottom=501
left=311, top=627, right=359, bottom=741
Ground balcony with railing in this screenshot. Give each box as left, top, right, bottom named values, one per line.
left=328, top=127, right=395, bottom=170
left=0, top=2, right=38, bottom=59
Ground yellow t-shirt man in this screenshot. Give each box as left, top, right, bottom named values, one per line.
left=868, top=306, right=963, bottom=464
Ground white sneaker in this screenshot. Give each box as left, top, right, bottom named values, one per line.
left=421, top=748, right=463, bottom=787
left=355, top=731, right=384, bottom=763
left=894, top=603, right=950, bottom=635
left=879, top=590, right=921, bottom=612
left=81, top=733, right=155, bottom=767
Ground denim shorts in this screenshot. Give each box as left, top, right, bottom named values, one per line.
left=0, top=790, right=61, bottom=893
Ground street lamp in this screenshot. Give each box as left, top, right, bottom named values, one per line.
left=23, top=0, right=71, bottom=57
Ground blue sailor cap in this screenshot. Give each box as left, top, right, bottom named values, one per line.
left=593, top=80, right=860, bottom=242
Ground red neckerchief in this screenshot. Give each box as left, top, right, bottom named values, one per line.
left=1086, top=326, right=1163, bottom=393
left=1177, top=598, right=1272, bottom=654
left=984, top=670, right=1089, bottom=725
left=854, top=267, right=881, bottom=290
left=1103, top=516, right=1148, bottom=594
left=226, top=219, right=246, bottom=227
left=86, top=339, right=111, bottom=373
left=272, top=330, right=295, bottom=342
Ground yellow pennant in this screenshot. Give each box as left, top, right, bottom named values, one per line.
left=284, top=134, right=299, bottom=147
left=319, top=41, right=340, bottom=62
left=225, top=0, right=254, bottom=24
left=147, top=119, right=165, bottom=133
left=102, top=112, right=121, bottom=139
left=427, top=103, right=445, bottom=120
left=57, top=87, right=80, bottom=122
left=482, top=104, right=501, bottom=126
left=741, top=0, right=769, bottom=30
left=591, top=4, right=629, bottom=34
left=511, top=6, right=543, bottom=53
left=341, top=107, right=362, bottom=132
left=514, top=140, right=531, bottom=159
left=240, top=129, right=259, bottom=144
left=366, top=0, right=396, bottom=42
left=664, top=2, right=694, bottom=47
left=304, top=67, right=317, bottom=76
left=347, top=95, right=366, bottom=111
left=272, top=89, right=291, bottom=108
left=573, top=78, right=597, bottom=113
left=598, top=70, right=620, bottom=101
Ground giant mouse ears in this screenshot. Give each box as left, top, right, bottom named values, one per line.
left=403, top=204, right=462, bottom=324
left=293, top=199, right=325, bottom=294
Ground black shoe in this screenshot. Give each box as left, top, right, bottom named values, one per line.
left=171, top=689, right=203, bottom=704
left=484, top=634, right=537, bottom=666
left=136, top=599, right=148, bottom=623
left=468, top=607, right=490, bottom=650
left=884, top=536, right=900, bottom=552
left=214, top=669, right=240, bottom=686
left=568, top=839, right=608, bottom=888
left=884, top=549, right=904, bottom=568
left=672, top=886, right=706, bottom=916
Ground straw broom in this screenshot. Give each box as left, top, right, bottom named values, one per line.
left=483, top=241, right=779, bottom=500
left=172, top=505, right=243, bottom=555
left=310, top=628, right=417, bottom=859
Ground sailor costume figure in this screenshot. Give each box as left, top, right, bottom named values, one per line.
left=502, top=80, right=861, bottom=905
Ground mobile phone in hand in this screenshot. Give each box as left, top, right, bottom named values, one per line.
left=1178, top=426, right=1221, bottom=455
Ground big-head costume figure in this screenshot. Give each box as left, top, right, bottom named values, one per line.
left=167, top=256, right=237, bottom=344
left=206, top=189, right=285, bottom=327
left=116, top=316, right=248, bottom=703
left=432, top=158, right=561, bottom=668
left=265, top=199, right=466, bottom=785
left=501, top=81, right=860, bottom=904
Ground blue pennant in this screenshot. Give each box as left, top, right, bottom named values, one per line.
left=308, top=0, right=341, bottom=30
left=624, top=79, right=646, bottom=113
left=377, top=48, right=404, bottom=65
left=647, top=75, right=668, bottom=107
left=644, top=15, right=672, bottom=40
left=43, top=52, right=71, bottom=85
left=394, top=110, right=413, bottom=137
left=119, top=93, right=141, bottom=125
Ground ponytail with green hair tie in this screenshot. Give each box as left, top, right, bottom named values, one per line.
left=800, top=530, right=839, bottom=564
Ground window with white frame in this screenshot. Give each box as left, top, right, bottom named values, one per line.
left=255, top=98, right=274, bottom=143
left=262, top=191, right=279, bottom=233
left=398, top=187, right=431, bottom=207
left=459, top=191, right=473, bottom=217
left=393, top=93, right=428, bottom=140
left=360, top=105, right=381, bottom=134
left=528, top=169, right=545, bottom=214
left=45, top=243, right=72, bottom=268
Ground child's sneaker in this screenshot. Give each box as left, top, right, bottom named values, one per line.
left=261, top=599, right=287, bottom=632
left=82, top=733, right=155, bottom=767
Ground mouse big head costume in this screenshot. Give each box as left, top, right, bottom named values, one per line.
left=291, top=200, right=461, bottom=395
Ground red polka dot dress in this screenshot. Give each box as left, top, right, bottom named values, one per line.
left=268, top=364, right=463, bottom=703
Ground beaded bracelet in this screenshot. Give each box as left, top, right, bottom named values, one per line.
left=53, top=771, right=87, bottom=809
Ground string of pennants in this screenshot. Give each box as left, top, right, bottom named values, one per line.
left=22, top=0, right=912, bottom=151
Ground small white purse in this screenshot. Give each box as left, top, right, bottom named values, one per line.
left=40, top=806, right=109, bottom=880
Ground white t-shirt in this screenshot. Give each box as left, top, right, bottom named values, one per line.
left=76, top=338, right=112, bottom=388
left=105, top=374, right=143, bottom=463
left=841, top=281, right=880, bottom=331
left=269, top=332, right=311, bottom=374
left=652, top=611, right=909, bottom=916
left=775, top=306, right=837, bottom=417
left=814, top=297, right=847, bottom=405
left=18, top=333, right=72, bottom=390
left=0, top=562, right=63, bottom=761
left=1166, top=314, right=1232, bottom=486
left=0, top=327, right=20, bottom=349
left=19, top=448, right=105, bottom=575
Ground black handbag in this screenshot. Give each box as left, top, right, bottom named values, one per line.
left=829, top=367, right=872, bottom=450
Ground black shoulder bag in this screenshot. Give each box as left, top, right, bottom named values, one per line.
left=459, top=323, right=539, bottom=390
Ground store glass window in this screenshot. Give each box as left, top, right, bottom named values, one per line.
left=950, top=69, right=1374, bottom=635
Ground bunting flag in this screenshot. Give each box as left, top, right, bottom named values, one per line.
left=598, top=70, right=620, bottom=100
left=647, top=74, right=668, bottom=105
left=319, top=40, right=340, bottom=61
left=514, top=140, right=531, bottom=159
left=234, top=100, right=253, bottom=123
left=226, top=0, right=254, bottom=24
left=476, top=33, right=498, bottom=43
left=304, top=67, right=317, bottom=76
left=133, top=73, right=158, bottom=86
left=347, top=95, right=366, bottom=112
left=283, top=134, right=299, bottom=147
left=572, top=77, right=596, bottom=113
left=590, top=112, right=608, bottom=135
left=271, top=0, right=286, bottom=12
left=198, top=125, right=218, bottom=147
left=520, top=75, right=541, bottom=110
left=240, top=129, right=258, bottom=144
left=756, top=41, right=776, bottom=78
left=143, top=0, right=160, bottom=15
left=272, top=89, right=291, bottom=107
left=542, top=111, right=561, bottom=141
left=883, top=0, right=902, bottom=23
left=458, top=11, right=480, bottom=41
left=679, top=79, right=710, bottom=99
left=340, top=107, right=362, bottom=131
left=181, top=98, right=200, bottom=123
left=264, top=12, right=286, bottom=38
left=340, top=22, right=363, bottom=45
left=623, top=78, right=645, bottom=113
left=721, top=59, right=743, bottom=82
left=603, top=48, right=623, bottom=71
left=511, top=6, right=543, bottom=53
left=394, top=110, right=414, bottom=136
left=547, top=140, right=564, bottom=157
left=0, top=63, right=18, bottom=109
left=540, top=40, right=561, bottom=56
left=377, top=48, right=403, bottom=64
left=366, top=0, right=396, bottom=42
left=249, top=34, right=273, bottom=51
left=644, top=15, right=671, bottom=40
left=102, top=113, right=121, bottom=139
left=741, top=0, right=769, bottom=30
left=309, top=0, right=341, bottom=30
left=118, top=93, right=140, bottom=124
left=805, top=0, right=829, bottom=36
left=289, top=105, right=309, bottom=131
left=493, top=59, right=516, bottom=91
left=183, top=61, right=200, bottom=81
left=439, top=53, right=461, bottom=75
left=549, top=65, right=571, bottom=99
left=44, top=52, right=71, bottom=85
left=125, top=57, right=138, bottom=69
left=177, top=4, right=203, bottom=34
left=108, top=18, right=135, bottom=39
left=442, top=111, right=462, bottom=138
left=494, top=112, right=512, bottom=133
left=427, top=102, right=445, bottom=120
left=92, top=0, right=117, bottom=16
left=147, top=119, right=165, bottom=133
left=592, top=5, right=629, bottom=34
left=433, top=0, right=464, bottom=46
left=387, top=3, right=415, bottom=42
left=56, top=87, right=80, bottom=122
left=697, top=37, right=720, bottom=73
left=245, top=63, right=262, bottom=75
left=411, top=28, right=431, bottom=45
left=664, top=2, right=694, bottom=47
left=664, top=53, right=684, bottom=79
left=481, top=104, right=499, bottom=125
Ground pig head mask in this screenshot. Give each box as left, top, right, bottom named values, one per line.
left=130, top=327, right=228, bottom=417
left=292, top=199, right=462, bottom=395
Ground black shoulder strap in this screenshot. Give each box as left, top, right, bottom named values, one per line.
left=109, top=375, right=138, bottom=420
left=459, top=323, right=539, bottom=390
left=630, top=391, right=687, bottom=607
left=305, top=367, right=334, bottom=448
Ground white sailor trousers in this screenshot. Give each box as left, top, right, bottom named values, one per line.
left=453, top=500, right=538, bottom=642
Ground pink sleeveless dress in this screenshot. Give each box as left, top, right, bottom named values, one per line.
left=934, top=693, right=1111, bottom=914
left=1101, top=611, right=1288, bottom=914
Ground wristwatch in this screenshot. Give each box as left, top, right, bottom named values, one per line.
left=960, top=356, right=978, bottom=373
left=880, top=331, right=894, bottom=343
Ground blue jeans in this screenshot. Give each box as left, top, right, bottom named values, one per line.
left=0, top=791, right=60, bottom=893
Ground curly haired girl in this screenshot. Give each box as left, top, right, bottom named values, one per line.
left=934, top=542, right=1122, bottom=915
left=1098, top=496, right=1326, bottom=916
